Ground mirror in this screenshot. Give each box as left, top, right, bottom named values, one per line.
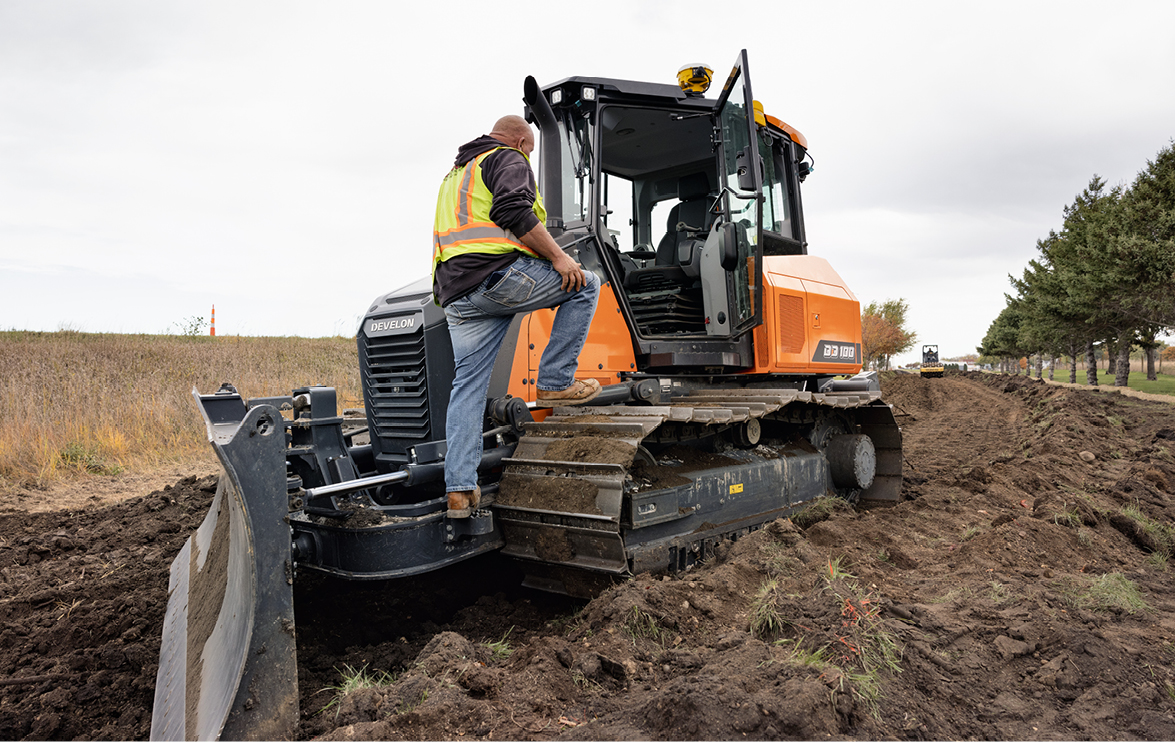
left=736, top=146, right=755, bottom=192
left=721, top=223, right=739, bottom=271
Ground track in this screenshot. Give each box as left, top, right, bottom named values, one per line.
left=491, top=388, right=902, bottom=586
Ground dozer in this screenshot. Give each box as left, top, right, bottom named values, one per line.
left=150, top=51, right=902, bottom=740
left=920, top=344, right=944, bottom=378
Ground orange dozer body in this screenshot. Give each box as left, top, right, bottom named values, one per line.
left=504, top=254, right=864, bottom=407
left=755, top=256, right=863, bottom=374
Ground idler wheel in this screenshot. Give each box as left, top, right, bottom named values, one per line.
left=826, top=434, right=876, bottom=491
left=734, top=419, right=761, bottom=447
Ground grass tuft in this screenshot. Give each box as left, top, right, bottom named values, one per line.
left=571, top=669, right=602, bottom=690
left=1053, top=506, right=1083, bottom=529
left=58, top=442, right=124, bottom=476
left=761, top=541, right=800, bottom=576
left=1119, top=504, right=1174, bottom=557
left=1058, top=572, right=1150, bottom=614
left=826, top=556, right=856, bottom=581
left=819, top=560, right=902, bottom=719
left=749, top=579, right=786, bottom=639
left=483, top=627, right=515, bottom=663
left=988, top=580, right=1011, bottom=604
left=792, top=496, right=851, bottom=529
left=622, top=606, right=666, bottom=645
left=929, top=586, right=973, bottom=604
left=318, top=663, right=396, bottom=717
left=775, top=638, right=832, bottom=669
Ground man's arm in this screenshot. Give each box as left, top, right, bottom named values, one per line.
left=483, top=151, right=542, bottom=241
left=483, top=148, right=586, bottom=292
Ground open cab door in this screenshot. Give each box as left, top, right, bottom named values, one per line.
left=702, top=49, right=764, bottom=338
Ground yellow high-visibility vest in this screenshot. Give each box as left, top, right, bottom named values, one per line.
left=432, top=146, right=547, bottom=269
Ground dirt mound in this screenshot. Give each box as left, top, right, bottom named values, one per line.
left=0, top=476, right=216, bottom=740
left=3, top=372, right=1175, bottom=740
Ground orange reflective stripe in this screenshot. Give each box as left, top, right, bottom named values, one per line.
left=435, top=225, right=539, bottom=258
left=457, top=159, right=478, bottom=226
left=435, top=220, right=499, bottom=238
left=443, top=237, right=540, bottom=255
left=456, top=151, right=497, bottom=227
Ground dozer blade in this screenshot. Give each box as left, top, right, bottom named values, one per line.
left=151, top=392, right=297, bottom=741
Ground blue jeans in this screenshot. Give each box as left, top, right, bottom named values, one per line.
left=443, top=256, right=600, bottom=492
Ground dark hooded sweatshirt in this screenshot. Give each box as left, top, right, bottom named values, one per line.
left=432, top=135, right=544, bottom=307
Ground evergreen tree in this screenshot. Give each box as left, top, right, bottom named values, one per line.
left=1116, top=141, right=1175, bottom=329
left=978, top=302, right=1026, bottom=373
left=985, top=142, right=1175, bottom=384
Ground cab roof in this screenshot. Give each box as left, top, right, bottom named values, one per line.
left=541, top=75, right=719, bottom=110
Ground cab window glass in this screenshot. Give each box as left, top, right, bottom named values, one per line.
left=649, top=196, right=681, bottom=245
left=554, top=115, right=592, bottom=225
left=759, top=135, right=793, bottom=239
left=602, top=172, right=634, bottom=251
left=599, top=104, right=715, bottom=257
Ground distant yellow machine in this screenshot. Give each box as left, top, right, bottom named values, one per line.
left=920, top=345, right=944, bottom=378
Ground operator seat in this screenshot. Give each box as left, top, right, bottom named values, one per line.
left=623, top=172, right=713, bottom=292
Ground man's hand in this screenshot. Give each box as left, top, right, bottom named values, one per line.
left=550, top=253, right=586, bottom=292
left=519, top=223, right=587, bottom=292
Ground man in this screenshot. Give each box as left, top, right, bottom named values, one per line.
left=433, top=115, right=601, bottom=518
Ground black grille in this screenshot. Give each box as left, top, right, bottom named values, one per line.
left=629, top=287, right=705, bottom=335
left=360, top=325, right=430, bottom=441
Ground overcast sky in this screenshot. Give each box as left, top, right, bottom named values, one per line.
left=2, top=1, right=1173, bottom=364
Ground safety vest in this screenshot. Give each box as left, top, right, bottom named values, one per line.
left=432, top=146, right=547, bottom=269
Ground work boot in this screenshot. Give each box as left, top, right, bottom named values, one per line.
left=446, top=486, right=481, bottom=519
left=536, top=378, right=602, bottom=407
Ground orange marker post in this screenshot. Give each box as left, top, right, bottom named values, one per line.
left=211, top=304, right=216, bottom=337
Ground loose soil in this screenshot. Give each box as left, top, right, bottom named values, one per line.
left=3, top=372, right=1175, bottom=740
left=496, top=474, right=603, bottom=515
left=538, top=437, right=637, bottom=467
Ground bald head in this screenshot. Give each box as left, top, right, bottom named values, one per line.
left=491, top=115, right=532, bottom=140
left=490, top=115, right=535, bottom=156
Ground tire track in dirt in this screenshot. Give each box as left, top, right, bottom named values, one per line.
left=888, top=374, right=1024, bottom=479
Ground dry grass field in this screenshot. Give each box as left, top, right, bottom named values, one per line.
left=0, top=331, right=361, bottom=492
